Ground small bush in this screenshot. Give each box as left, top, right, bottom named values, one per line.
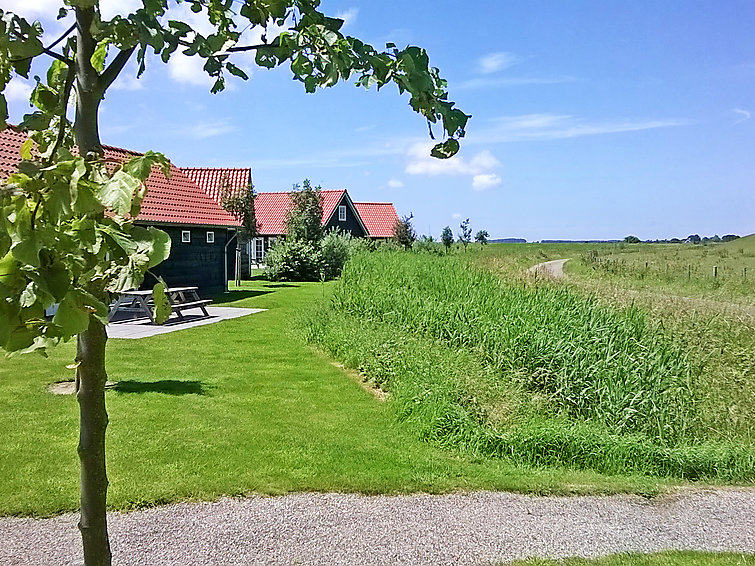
left=263, top=239, right=323, bottom=281
left=413, top=235, right=443, bottom=255
left=321, top=229, right=352, bottom=279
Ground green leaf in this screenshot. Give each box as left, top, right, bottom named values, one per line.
left=40, top=261, right=71, bottom=302
left=11, top=233, right=41, bottom=267
left=152, top=281, right=172, bottom=324
left=98, top=170, right=141, bottom=216
left=19, top=138, right=33, bottom=160
left=430, top=138, right=460, bottom=159
left=91, top=41, right=109, bottom=73
left=53, top=290, right=90, bottom=337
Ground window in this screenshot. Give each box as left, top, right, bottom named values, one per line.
left=206, top=231, right=215, bottom=244
left=254, top=238, right=264, bottom=261
left=338, top=205, right=346, bottom=221
left=181, top=230, right=191, bottom=243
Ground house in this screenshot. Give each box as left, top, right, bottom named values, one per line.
left=0, top=127, right=239, bottom=295
left=353, top=202, right=400, bottom=241
left=187, top=168, right=398, bottom=267
left=1, top=127, right=402, bottom=287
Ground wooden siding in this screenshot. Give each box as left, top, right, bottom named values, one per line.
left=143, top=225, right=230, bottom=296
left=324, top=193, right=366, bottom=237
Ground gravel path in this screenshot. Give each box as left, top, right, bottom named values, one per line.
left=2, top=489, right=754, bottom=565
left=529, top=259, right=569, bottom=278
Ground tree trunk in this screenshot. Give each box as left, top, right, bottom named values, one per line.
left=74, top=7, right=110, bottom=565
left=76, top=317, right=111, bottom=566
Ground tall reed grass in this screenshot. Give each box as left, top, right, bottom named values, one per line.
left=305, top=251, right=755, bottom=480
left=334, top=253, right=698, bottom=442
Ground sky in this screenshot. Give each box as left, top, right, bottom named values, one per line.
left=4, top=0, right=755, bottom=241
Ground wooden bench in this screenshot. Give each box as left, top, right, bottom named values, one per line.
left=108, top=286, right=212, bottom=323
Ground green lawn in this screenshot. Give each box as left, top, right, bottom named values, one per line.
left=514, top=551, right=755, bottom=566
left=0, top=279, right=667, bottom=517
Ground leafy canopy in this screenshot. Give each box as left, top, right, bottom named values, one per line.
left=0, top=0, right=470, bottom=356
left=285, top=179, right=324, bottom=244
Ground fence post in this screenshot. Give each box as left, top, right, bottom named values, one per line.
left=714, top=265, right=718, bottom=278
left=687, top=265, right=691, bottom=279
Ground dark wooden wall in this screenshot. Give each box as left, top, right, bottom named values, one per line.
left=142, top=225, right=230, bottom=296
left=324, top=194, right=366, bottom=237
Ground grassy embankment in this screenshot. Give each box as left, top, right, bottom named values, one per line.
left=0, top=279, right=667, bottom=518
left=305, top=251, right=755, bottom=480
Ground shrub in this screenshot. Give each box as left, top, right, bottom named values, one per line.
left=413, top=235, right=443, bottom=254
left=321, top=229, right=353, bottom=279
left=263, top=239, right=323, bottom=281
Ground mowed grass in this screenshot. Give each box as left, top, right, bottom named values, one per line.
left=305, top=252, right=755, bottom=480
left=0, top=279, right=668, bottom=517
left=513, top=551, right=755, bottom=566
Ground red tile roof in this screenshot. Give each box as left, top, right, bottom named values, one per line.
left=181, top=167, right=252, bottom=205
left=254, top=189, right=347, bottom=235
left=0, top=127, right=239, bottom=227
left=353, top=202, right=400, bottom=238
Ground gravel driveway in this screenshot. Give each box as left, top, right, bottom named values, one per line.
left=2, top=489, right=754, bottom=565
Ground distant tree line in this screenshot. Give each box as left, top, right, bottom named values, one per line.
left=624, top=234, right=740, bottom=244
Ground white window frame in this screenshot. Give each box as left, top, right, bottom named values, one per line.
left=181, top=230, right=191, bottom=243
left=338, top=205, right=346, bottom=221
left=206, top=231, right=215, bottom=244
left=253, top=237, right=264, bottom=262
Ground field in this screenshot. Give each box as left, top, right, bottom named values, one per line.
left=305, top=241, right=755, bottom=481
left=0, top=279, right=666, bottom=518
left=0, top=238, right=753, bottom=518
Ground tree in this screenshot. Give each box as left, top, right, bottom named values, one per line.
left=440, top=226, right=454, bottom=252
left=0, top=3, right=469, bottom=564
left=687, top=234, right=702, bottom=244
left=475, top=229, right=489, bottom=245
left=458, top=218, right=472, bottom=252
left=285, top=179, right=323, bottom=245
left=393, top=213, right=416, bottom=250
left=221, top=182, right=258, bottom=284
left=623, top=235, right=640, bottom=244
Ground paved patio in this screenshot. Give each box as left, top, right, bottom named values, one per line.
left=107, top=306, right=265, bottom=339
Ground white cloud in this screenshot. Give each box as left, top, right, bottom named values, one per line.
left=4, top=76, right=33, bottom=104
left=387, top=178, right=404, bottom=188
left=452, top=213, right=461, bottom=220
left=472, top=173, right=502, bottom=191
left=478, top=52, right=519, bottom=74
left=733, top=108, right=751, bottom=124
left=336, top=8, right=358, bottom=29
left=3, top=0, right=61, bottom=18
left=406, top=142, right=500, bottom=176
left=470, top=113, right=688, bottom=144
left=405, top=142, right=501, bottom=190
left=168, top=53, right=215, bottom=87
left=182, top=120, right=236, bottom=139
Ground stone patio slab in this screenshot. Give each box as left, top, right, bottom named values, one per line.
left=107, top=306, right=265, bottom=339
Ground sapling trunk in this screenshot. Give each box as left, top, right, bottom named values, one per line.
left=76, top=317, right=111, bottom=566
left=74, top=7, right=111, bottom=565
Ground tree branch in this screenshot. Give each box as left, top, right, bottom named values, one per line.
left=98, top=46, right=136, bottom=94
left=223, top=43, right=269, bottom=53
left=9, top=27, right=75, bottom=65
left=47, top=23, right=76, bottom=51
left=45, top=65, right=76, bottom=166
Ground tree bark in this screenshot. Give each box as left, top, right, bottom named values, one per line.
left=76, top=317, right=111, bottom=566
left=74, top=7, right=111, bottom=565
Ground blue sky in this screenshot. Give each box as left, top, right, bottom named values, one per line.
left=5, top=0, right=755, bottom=241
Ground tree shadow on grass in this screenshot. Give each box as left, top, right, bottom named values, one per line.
left=215, top=289, right=273, bottom=302
left=263, top=283, right=299, bottom=288
left=114, top=380, right=206, bottom=396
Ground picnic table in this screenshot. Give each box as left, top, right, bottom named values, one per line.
left=107, top=286, right=212, bottom=323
